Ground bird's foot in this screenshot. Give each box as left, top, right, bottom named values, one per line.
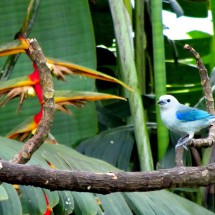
left=175, top=136, right=190, bottom=150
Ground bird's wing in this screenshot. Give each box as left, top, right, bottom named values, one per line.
left=176, top=107, right=213, bottom=121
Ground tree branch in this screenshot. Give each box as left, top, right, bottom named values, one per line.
left=0, top=160, right=215, bottom=193
left=173, top=45, right=215, bottom=160
left=183, top=44, right=215, bottom=148
left=10, top=38, right=55, bottom=164
left=184, top=44, right=214, bottom=114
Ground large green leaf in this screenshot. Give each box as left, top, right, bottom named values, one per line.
left=89, top=0, right=114, bottom=46
left=97, top=193, right=133, bottom=215
left=73, top=193, right=98, bottom=215
left=0, top=185, right=8, bottom=202
left=77, top=125, right=134, bottom=170
left=19, top=186, right=47, bottom=214
left=53, top=191, right=74, bottom=215
left=0, top=183, right=22, bottom=215
left=124, top=191, right=215, bottom=215
left=0, top=137, right=213, bottom=215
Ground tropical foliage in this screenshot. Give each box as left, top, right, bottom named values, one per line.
left=0, top=0, right=214, bottom=214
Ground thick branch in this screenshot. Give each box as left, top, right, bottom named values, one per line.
left=0, top=160, right=215, bottom=194
left=10, top=39, right=55, bottom=164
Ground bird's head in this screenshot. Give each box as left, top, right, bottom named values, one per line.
left=157, top=95, right=179, bottom=110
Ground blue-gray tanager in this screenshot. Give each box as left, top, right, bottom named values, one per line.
left=157, top=95, right=215, bottom=148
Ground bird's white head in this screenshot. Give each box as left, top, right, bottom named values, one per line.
left=157, top=95, right=180, bottom=110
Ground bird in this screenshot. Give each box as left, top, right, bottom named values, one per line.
left=157, top=95, right=215, bottom=149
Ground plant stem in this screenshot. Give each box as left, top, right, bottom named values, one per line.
left=135, top=0, right=145, bottom=94
left=151, top=0, right=169, bottom=160
left=108, top=0, right=153, bottom=171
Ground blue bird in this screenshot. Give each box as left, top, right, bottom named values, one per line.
left=157, top=95, right=215, bottom=148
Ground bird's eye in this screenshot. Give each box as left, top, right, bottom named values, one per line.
left=167, top=99, right=171, bottom=102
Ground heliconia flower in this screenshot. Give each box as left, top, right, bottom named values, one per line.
left=7, top=108, right=57, bottom=144
left=43, top=192, right=52, bottom=215
left=0, top=76, right=38, bottom=95
left=0, top=37, right=132, bottom=91
left=0, top=64, right=39, bottom=95
left=7, top=109, right=42, bottom=141
left=0, top=37, right=130, bottom=142
left=0, top=62, right=42, bottom=109
left=2, top=61, right=126, bottom=141
left=7, top=91, right=126, bottom=140
left=7, top=116, right=38, bottom=141
left=47, top=58, right=133, bottom=91
left=0, top=38, right=28, bottom=57
left=0, top=86, right=35, bottom=110
left=54, top=90, right=126, bottom=114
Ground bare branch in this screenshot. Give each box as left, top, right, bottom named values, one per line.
left=0, top=160, right=215, bottom=193
left=184, top=44, right=214, bottom=114
left=10, top=38, right=55, bottom=164
left=175, top=44, right=215, bottom=151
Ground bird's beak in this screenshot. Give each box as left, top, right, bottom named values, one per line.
left=157, top=100, right=165, bottom=105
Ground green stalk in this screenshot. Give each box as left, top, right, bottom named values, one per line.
left=0, top=0, right=41, bottom=81
left=210, top=0, right=215, bottom=67
left=151, top=0, right=169, bottom=159
left=21, top=0, right=41, bottom=36
left=108, top=0, right=153, bottom=171
left=135, top=0, right=145, bottom=94
left=123, top=0, right=132, bottom=21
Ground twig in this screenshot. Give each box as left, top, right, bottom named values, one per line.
left=184, top=44, right=214, bottom=114
left=181, top=44, right=215, bottom=149
left=10, top=39, right=55, bottom=164
left=0, top=0, right=40, bottom=81
left=189, top=131, right=215, bottom=148
left=0, top=160, right=215, bottom=193
left=175, top=45, right=215, bottom=165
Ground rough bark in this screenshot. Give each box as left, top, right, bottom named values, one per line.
left=175, top=45, right=215, bottom=167
left=10, top=38, right=55, bottom=164
left=184, top=44, right=215, bottom=149
left=0, top=160, right=215, bottom=194
left=184, top=44, right=214, bottom=114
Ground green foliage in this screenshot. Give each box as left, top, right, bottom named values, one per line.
left=77, top=125, right=134, bottom=170
left=0, top=0, right=214, bottom=214
left=0, top=137, right=213, bottom=215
